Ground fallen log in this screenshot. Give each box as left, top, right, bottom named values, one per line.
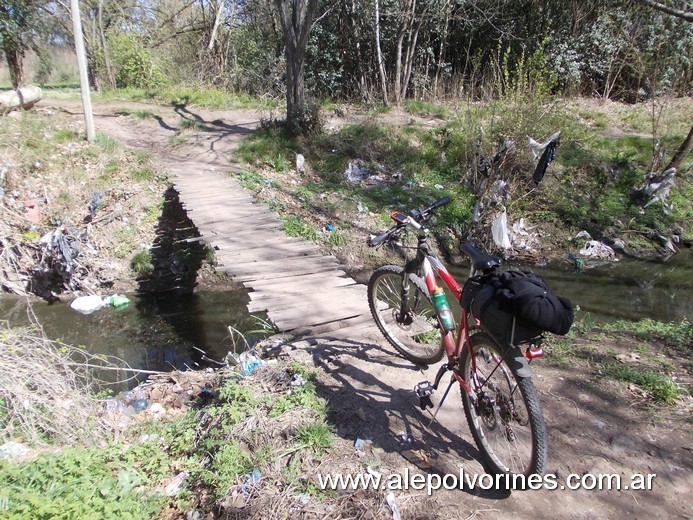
left=0, top=85, right=43, bottom=113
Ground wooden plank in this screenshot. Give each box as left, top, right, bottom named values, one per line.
left=226, top=254, right=337, bottom=274
left=248, top=271, right=353, bottom=291
left=228, top=260, right=341, bottom=281
left=248, top=277, right=357, bottom=300
left=248, top=284, right=366, bottom=312
left=277, top=311, right=372, bottom=334
left=230, top=262, right=340, bottom=282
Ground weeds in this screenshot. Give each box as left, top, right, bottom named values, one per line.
left=130, top=250, right=154, bottom=277
left=602, top=363, right=680, bottom=403
left=601, top=318, right=691, bottom=349
left=281, top=215, right=319, bottom=241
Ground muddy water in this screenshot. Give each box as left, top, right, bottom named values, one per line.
left=448, top=249, right=692, bottom=323
left=1, top=251, right=690, bottom=371
left=0, top=289, right=270, bottom=373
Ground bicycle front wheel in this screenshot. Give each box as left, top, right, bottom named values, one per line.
left=367, top=265, right=444, bottom=364
left=460, top=332, right=547, bottom=478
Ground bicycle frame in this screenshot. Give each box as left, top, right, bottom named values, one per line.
left=402, top=232, right=478, bottom=396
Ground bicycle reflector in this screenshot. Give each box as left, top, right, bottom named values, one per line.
left=390, top=211, right=408, bottom=223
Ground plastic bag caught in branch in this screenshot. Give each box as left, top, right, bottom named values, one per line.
left=492, top=209, right=512, bottom=250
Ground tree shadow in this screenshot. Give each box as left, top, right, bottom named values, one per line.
left=300, top=336, right=511, bottom=499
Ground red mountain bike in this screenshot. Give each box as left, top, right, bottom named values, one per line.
left=367, top=196, right=550, bottom=478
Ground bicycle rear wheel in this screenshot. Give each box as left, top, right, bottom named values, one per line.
left=460, top=332, right=547, bottom=478
left=367, top=265, right=444, bottom=364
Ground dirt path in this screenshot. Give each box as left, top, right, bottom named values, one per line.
left=45, top=98, right=691, bottom=519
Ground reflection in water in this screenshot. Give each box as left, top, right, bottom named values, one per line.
left=449, top=250, right=691, bottom=323
left=0, top=289, right=270, bottom=373
left=1, top=251, right=690, bottom=371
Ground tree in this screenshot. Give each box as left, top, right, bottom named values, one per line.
left=0, top=0, right=45, bottom=88
left=274, top=0, right=319, bottom=134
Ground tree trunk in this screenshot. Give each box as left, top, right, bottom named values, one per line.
left=3, top=46, right=24, bottom=89
left=665, top=125, right=693, bottom=172
left=275, top=0, right=319, bottom=134
left=208, top=0, right=224, bottom=51
left=374, top=0, right=388, bottom=105
left=97, top=0, right=115, bottom=89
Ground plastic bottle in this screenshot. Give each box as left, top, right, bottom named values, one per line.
left=432, top=287, right=455, bottom=331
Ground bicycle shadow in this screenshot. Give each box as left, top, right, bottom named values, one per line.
left=300, top=336, right=511, bottom=499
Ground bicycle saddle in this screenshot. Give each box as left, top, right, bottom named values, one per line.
left=459, top=242, right=503, bottom=272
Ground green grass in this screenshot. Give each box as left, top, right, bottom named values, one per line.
left=602, top=363, right=680, bottom=403
left=131, top=167, right=158, bottom=182
left=93, top=86, right=279, bottom=111
left=0, top=442, right=169, bottom=519
left=403, top=99, right=450, bottom=119
left=281, top=215, right=319, bottom=241
left=231, top=170, right=267, bottom=190
left=130, top=250, right=154, bottom=277
left=601, top=318, right=691, bottom=349
left=178, top=118, right=203, bottom=131
left=115, top=108, right=157, bottom=120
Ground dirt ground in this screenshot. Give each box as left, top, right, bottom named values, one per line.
left=23, top=98, right=693, bottom=518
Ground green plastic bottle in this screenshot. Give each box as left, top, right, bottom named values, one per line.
left=432, top=287, right=455, bottom=331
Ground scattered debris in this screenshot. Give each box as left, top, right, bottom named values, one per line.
left=575, top=230, right=592, bottom=240
left=633, top=168, right=677, bottom=214
left=528, top=131, right=560, bottom=183
left=295, top=153, right=305, bottom=173
left=344, top=159, right=386, bottom=185
left=491, top=209, right=512, bottom=250
left=0, top=441, right=30, bottom=461
left=511, top=218, right=539, bottom=252
left=579, top=240, right=615, bottom=259
left=165, top=471, right=189, bottom=496
left=401, top=449, right=431, bottom=470
left=71, top=295, right=108, bottom=314
left=385, top=492, right=402, bottom=520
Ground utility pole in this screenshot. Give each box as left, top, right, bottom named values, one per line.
left=70, top=0, right=96, bottom=141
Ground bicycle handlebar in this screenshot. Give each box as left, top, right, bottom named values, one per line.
left=367, top=196, right=452, bottom=247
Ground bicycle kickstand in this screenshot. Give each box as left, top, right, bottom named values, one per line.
left=427, top=375, right=456, bottom=427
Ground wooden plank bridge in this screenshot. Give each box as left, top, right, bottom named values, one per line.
left=173, top=166, right=382, bottom=345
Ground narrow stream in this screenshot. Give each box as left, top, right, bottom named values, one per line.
left=0, top=289, right=270, bottom=373
left=1, top=250, right=690, bottom=372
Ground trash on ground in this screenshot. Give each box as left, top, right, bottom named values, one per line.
left=579, top=240, right=615, bottom=259
left=636, top=167, right=676, bottom=214
left=238, top=351, right=266, bottom=376
left=133, top=398, right=148, bottom=412
left=511, top=218, right=539, bottom=251
left=401, top=449, right=432, bottom=470
left=344, top=159, right=386, bottom=185
left=165, top=471, right=189, bottom=496
left=245, top=468, right=262, bottom=486
left=354, top=438, right=365, bottom=449
left=575, top=230, right=592, bottom=240
left=290, top=373, right=306, bottom=387
left=296, top=153, right=305, bottom=173
left=386, top=492, right=402, bottom=520
left=0, top=441, right=30, bottom=460
left=528, top=131, right=560, bottom=183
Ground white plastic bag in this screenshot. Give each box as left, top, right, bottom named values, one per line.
left=70, top=295, right=107, bottom=315
left=492, top=209, right=512, bottom=250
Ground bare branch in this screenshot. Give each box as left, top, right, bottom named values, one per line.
left=635, top=0, right=693, bottom=21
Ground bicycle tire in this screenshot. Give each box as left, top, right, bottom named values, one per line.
left=367, top=265, right=444, bottom=364
left=460, top=332, right=547, bottom=479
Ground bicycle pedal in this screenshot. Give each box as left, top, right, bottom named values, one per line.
left=415, top=381, right=435, bottom=410
left=419, top=395, right=434, bottom=410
